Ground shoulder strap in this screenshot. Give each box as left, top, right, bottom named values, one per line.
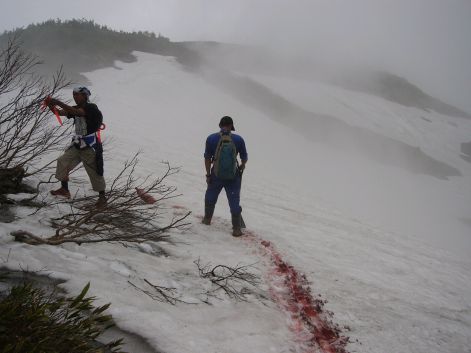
left=213, top=133, right=225, bottom=161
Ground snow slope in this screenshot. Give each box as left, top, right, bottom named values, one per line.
left=1, top=52, right=470, bottom=353
left=244, top=73, right=471, bottom=258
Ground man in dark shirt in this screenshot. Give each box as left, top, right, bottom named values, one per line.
left=47, top=86, right=106, bottom=206
left=203, top=116, right=248, bottom=236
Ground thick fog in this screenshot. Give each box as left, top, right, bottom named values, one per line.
left=1, top=1, right=471, bottom=257
left=1, top=0, right=471, bottom=113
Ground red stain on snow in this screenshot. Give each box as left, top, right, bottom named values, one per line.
left=135, top=188, right=157, bottom=204
left=248, top=234, right=349, bottom=353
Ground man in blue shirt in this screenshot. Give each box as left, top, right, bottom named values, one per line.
left=203, top=116, right=248, bottom=236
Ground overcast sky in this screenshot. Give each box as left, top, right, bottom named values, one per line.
left=2, top=0, right=471, bottom=112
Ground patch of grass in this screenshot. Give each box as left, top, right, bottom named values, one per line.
left=0, top=282, right=124, bottom=353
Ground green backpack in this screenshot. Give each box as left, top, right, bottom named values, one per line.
left=214, top=133, right=238, bottom=180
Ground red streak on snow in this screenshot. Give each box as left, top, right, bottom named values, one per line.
left=246, top=233, right=349, bottom=353
left=135, top=188, right=157, bottom=204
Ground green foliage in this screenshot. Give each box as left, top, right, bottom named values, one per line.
left=1, top=18, right=170, bottom=54
left=0, top=281, right=124, bottom=353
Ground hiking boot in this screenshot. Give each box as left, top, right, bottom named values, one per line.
left=202, top=203, right=215, bottom=225
left=231, top=213, right=243, bottom=237
left=50, top=187, right=71, bottom=199
left=95, top=195, right=107, bottom=208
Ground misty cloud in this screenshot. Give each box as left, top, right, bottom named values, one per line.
left=1, top=0, right=470, bottom=112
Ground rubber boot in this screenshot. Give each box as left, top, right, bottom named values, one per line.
left=240, top=215, right=246, bottom=229
left=202, top=203, right=215, bottom=225
left=231, top=213, right=243, bottom=237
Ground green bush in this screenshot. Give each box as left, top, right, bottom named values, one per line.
left=0, top=18, right=199, bottom=83
left=0, top=282, right=124, bottom=353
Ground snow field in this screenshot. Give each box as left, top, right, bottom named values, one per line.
left=1, top=52, right=470, bottom=352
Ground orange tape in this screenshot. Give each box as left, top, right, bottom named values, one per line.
left=42, top=96, right=63, bottom=126
left=97, top=123, right=106, bottom=143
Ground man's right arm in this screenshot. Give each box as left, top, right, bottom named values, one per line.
left=48, top=98, right=85, bottom=117
left=56, top=109, right=68, bottom=116
left=204, top=136, right=213, bottom=183
left=238, top=136, right=248, bottom=172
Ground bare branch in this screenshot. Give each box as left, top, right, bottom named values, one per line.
left=0, top=36, right=71, bottom=179
left=194, top=258, right=261, bottom=302
left=127, top=279, right=194, bottom=305
left=11, top=154, right=191, bottom=246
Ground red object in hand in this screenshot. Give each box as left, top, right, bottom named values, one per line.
left=136, top=188, right=156, bottom=204
left=96, top=123, right=106, bottom=143
left=42, top=95, right=63, bottom=126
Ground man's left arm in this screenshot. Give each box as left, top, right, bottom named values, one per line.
left=205, top=158, right=212, bottom=175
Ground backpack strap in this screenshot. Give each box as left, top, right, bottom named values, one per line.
left=213, top=132, right=225, bottom=166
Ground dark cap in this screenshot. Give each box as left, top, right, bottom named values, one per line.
left=219, top=116, right=235, bottom=131
left=73, top=86, right=91, bottom=97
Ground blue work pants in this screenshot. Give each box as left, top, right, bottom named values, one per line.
left=205, top=174, right=242, bottom=215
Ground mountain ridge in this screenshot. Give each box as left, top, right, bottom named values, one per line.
left=1, top=19, right=469, bottom=119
